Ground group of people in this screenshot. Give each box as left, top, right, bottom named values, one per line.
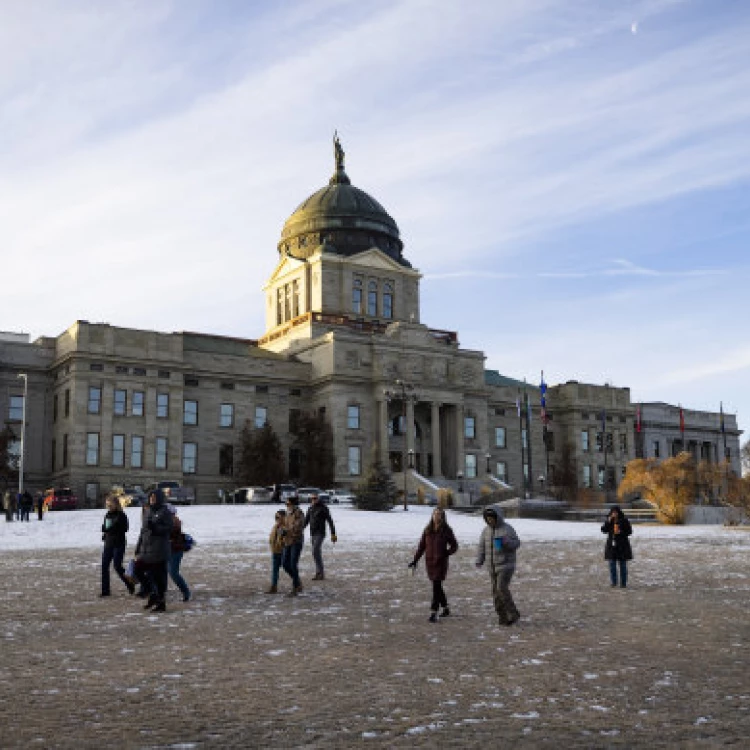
left=100, top=488, right=190, bottom=612
left=2, top=489, right=44, bottom=522
left=99, top=485, right=633, bottom=627
left=408, top=502, right=633, bottom=627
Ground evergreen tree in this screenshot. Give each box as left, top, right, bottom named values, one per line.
left=235, top=420, right=286, bottom=486
left=296, top=411, right=335, bottom=488
left=0, top=426, right=18, bottom=492
left=353, top=459, right=397, bottom=511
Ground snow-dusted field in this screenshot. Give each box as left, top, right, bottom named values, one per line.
left=1, top=506, right=748, bottom=748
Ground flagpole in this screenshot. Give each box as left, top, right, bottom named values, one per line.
left=524, top=383, right=534, bottom=497
left=517, top=389, right=525, bottom=498
left=601, top=408, right=608, bottom=499
left=540, top=371, right=549, bottom=485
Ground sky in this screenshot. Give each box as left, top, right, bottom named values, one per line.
left=1, top=0, right=748, bottom=440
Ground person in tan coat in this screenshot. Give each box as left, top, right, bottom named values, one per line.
left=266, top=509, right=286, bottom=594
left=281, top=497, right=305, bottom=596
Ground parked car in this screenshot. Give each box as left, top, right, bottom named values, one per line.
left=117, top=486, right=147, bottom=508
left=43, top=487, right=78, bottom=511
left=297, top=487, right=322, bottom=502
left=144, top=481, right=194, bottom=505
left=235, top=486, right=274, bottom=504
left=318, top=492, right=331, bottom=504
left=325, top=489, right=354, bottom=504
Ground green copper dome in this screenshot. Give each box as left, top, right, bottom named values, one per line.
left=278, top=135, right=409, bottom=267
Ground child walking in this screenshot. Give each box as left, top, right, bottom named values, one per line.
left=266, top=509, right=287, bottom=594
left=409, top=508, right=459, bottom=622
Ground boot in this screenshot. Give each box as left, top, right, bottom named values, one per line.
left=312, top=573, right=324, bottom=581
left=151, top=599, right=166, bottom=613
left=265, top=585, right=278, bottom=594
left=429, top=611, right=438, bottom=623
left=143, top=593, right=159, bottom=610
left=124, top=578, right=135, bottom=595
left=440, top=606, right=450, bottom=618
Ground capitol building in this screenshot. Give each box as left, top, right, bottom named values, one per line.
left=0, top=140, right=741, bottom=505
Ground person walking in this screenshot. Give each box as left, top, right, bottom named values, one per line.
left=133, top=489, right=174, bottom=612
left=601, top=505, right=633, bottom=588
left=100, top=495, right=134, bottom=597
left=3, top=489, right=13, bottom=522
left=409, top=507, right=459, bottom=622
left=20, top=490, right=33, bottom=522
left=167, top=506, right=191, bottom=602
left=281, top=496, right=305, bottom=596
left=476, top=504, right=521, bottom=626
left=35, top=492, right=44, bottom=521
left=304, top=493, right=337, bottom=581
left=266, top=509, right=286, bottom=594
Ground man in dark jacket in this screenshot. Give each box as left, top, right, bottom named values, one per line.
left=133, top=489, right=174, bottom=612
left=601, top=505, right=633, bottom=588
left=303, top=493, right=337, bottom=581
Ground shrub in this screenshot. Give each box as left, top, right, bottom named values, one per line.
left=437, top=488, right=454, bottom=509
left=353, top=460, right=397, bottom=511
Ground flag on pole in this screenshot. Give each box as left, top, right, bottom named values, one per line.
left=540, top=371, right=548, bottom=425
left=636, top=404, right=642, bottom=434
left=720, top=402, right=725, bottom=434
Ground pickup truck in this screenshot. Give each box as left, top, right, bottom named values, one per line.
left=144, top=481, right=195, bottom=506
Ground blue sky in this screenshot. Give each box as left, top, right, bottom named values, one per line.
left=1, top=0, right=748, bottom=442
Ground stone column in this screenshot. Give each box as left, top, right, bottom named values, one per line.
left=431, top=402, right=442, bottom=478
left=455, top=403, right=464, bottom=478
left=378, top=398, right=388, bottom=467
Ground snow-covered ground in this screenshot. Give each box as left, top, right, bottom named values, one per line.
left=0, top=504, right=738, bottom=552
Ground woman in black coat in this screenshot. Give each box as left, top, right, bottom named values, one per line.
left=101, top=495, right=134, bottom=597
left=601, top=505, right=633, bottom=588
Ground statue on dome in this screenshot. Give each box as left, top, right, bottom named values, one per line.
left=333, top=130, right=345, bottom=172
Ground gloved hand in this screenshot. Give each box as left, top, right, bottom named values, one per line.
left=408, top=561, right=416, bottom=569
left=331, top=534, right=337, bottom=543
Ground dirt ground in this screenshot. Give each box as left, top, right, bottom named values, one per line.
left=1, top=533, right=748, bottom=748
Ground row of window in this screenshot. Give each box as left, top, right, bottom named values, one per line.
left=581, top=465, right=626, bottom=489
left=352, top=278, right=394, bottom=319
left=581, top=430, right=628, bottom=453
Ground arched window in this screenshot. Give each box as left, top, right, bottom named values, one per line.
left=382, top=282, right=393, bottom=319
left=367, top=280, right=378, bottom=316
left=352, top=278, right=363, bottom=314
left=292, top=279, right=300, bottom=318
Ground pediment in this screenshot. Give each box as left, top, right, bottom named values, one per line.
left=345, top=247, right=419, bottom=274
left=264, top=255, right=306, bottom=288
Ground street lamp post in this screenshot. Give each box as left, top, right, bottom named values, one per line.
left=384, top=379, right=418, bottom=511
left=17, top=373, right=28, bottom=495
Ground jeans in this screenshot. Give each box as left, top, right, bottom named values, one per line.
left=168, top=551, right=190, bottom=600
left=134, top=559, right=168, bottom=601
left=311, top=534, right=325, bottom=576
left=101, top=545, right=127, bottom=595
left=271, top=552, right=282, bottom=587
left=281, top=542, right=303, bottom=588
left=609, top=559, right=628, bottom=587
left=431, top=580, right=448, bottom=612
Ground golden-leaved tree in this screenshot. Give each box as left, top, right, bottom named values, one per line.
left=618, top=453, right=697, bottom=524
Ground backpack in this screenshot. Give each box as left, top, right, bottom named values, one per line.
left=182, top=533, right=196, bottom=552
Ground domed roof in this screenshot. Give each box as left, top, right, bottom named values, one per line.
left=278, top=135, right=408, bottom=266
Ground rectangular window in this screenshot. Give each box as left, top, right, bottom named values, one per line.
left=495, top=426, right=506, bottom=448
left=131, top=436, right=144, bottom=469
left=496, top=461, right=507, bottom=483
left=583, top=465, right=592, bottom=488
left=595, top=432, right=603, bottom=452
left=581, top=430, right=589, bottom=452
left=464, top=416, right=476, bottom=439
left=619, top=433, right=627, bottom=453
left=86, top=483, right=99, bottom=503
left=290, top=388, right=301, bottom=397
left=114, top=389, right=127, bottom=416
left=64, top=389, right=70, bottom=417
left=155, top=437, right=168, bottom=470
left=219, top=444, right=234, bottom=476
left=184, top=376, right=199, bottom=387
left=157, top=393, right=169, bottom=419
left=465, top=454, right=477, bottom=479
left=89, top=363, right=103, bottom=372
left=183, top=399, right=198, bottom=426
left=62, top=434, right=68, bottom=468
left=653, top=440, right=661, bottom=458
left=220, top=403, right=234, bottom=428
left=53, top=395, right=58, bottom=423
left=347, top=405, right=360, bottom=429
left=133, top=367, right=146, bottom=376
left=255, top=385, right=269, bottom=394
left=182, top=442, right=197, bottom=474
left=598, top=466, right=605, bottom=489
left=86, top=433, right=100, bottom=466
left=88, top=386, right=102, bottom=414
left=115, top=366, right=129, bottom=375
left=367, top=283, right=377, bottom=316
left=112, top=434, right=125, bottom=467
left=132, top=390, right=145, bottom=417
left=220, top=382, right=235, bottom=390
left=348, top=446, right=361, bottom=476
left=255, top=406, right=267, bottom=428
left=8, top=395, right=24, bottom=421
left=158, top=370, right=170, bottom=379
left=605, top=432, right=614, bottom=452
